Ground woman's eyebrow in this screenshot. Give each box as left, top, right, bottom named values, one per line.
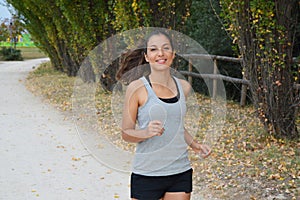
left=148, top=43, right=170, bottom=48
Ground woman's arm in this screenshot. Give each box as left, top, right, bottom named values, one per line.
left=184, top=129, right=211, bottom=158
left=180, top=79, right=211, bottom=158
left=121, top=80, right=164, bottom=143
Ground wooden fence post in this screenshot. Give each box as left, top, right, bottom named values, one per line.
left=213, top=58, right=217, bottom=99
left=188, top=58, right=193, bottom=85
left=240, top=71, right=248, bottom=107
left=180, top=54, right=300, bottom=107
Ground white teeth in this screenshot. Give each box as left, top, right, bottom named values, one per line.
left=157, top=59, right=166, bottom=64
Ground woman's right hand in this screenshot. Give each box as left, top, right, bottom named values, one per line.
left=146, top=120, right=164, bottom=138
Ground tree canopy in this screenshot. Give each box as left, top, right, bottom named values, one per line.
left=5, top=0, right=192, bottom=76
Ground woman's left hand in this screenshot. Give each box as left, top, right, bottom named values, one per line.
left=191, top=143, right=211, bottom=158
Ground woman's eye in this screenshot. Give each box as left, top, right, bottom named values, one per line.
left=150, top=48, right=157, bottom=51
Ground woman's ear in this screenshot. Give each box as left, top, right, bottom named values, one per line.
left=144, top=52, right=149, bottom=62
left=172, top=51, right=176, bottom=59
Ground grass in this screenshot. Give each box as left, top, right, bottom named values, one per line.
left=0, top=46, right=47, bottom=60
left=17, top=47, right=47, bottom=60
left=26, top=62, right=300, bottom=200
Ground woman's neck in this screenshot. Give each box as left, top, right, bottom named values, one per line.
left=149, top=69, right=172, bottom=86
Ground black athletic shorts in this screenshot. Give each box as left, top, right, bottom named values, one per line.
left=130, top=168, right=193, bottom=200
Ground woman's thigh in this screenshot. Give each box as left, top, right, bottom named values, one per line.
left=163, top=192, right=191, bottom=200
left=132, top=198, right=163, bottom=200
left=131, top=169, right=193, bottom=199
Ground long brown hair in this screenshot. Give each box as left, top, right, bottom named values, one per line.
left=116, top=30, right=174, bottom=84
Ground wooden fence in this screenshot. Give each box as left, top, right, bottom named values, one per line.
left=179, top=54, right=300, bottom=107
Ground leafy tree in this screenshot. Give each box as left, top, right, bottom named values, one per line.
left=0, top=16, right=24, bottom=48
left=220, top=0, right=299, bottom=139
left=184, top=0, right=244, bottom=101
left=0, top=16, right=24, bottom=61
left=5, top=0, right=192, bottom=78
left=7, top=0, right=65, bottom=71
left=7, top=0, right=114, bottom=76
left=98, top=0, right=193, bottom=90
left=8, top=16, right=24, bottom=48
left=112, top=0, right=192, bottom=31
left=0, top=19, right=11, bottom=42
left=185, top=0, right=233, bottom=56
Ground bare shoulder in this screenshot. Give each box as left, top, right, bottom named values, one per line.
left=125, top=78, right=147, bottom=106
left=178, top=78, right=191, bottom=97
left=126, top=78, right=146, bottom=96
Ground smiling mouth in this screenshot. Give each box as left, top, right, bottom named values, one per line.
left=156, top=59, right=167, bottom=64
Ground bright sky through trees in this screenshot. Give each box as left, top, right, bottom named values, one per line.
left=0, top=0, right=12, bottom=19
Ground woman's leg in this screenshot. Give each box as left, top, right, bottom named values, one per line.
left=132, top=196, right=163, bottom=200
left=162, top=192, right=191, bottom=200
left=132, top=198, right=163, bottom=200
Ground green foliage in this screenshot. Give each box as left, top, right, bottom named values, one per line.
left=16, top=47, right=46, bottom=59
left=6, top=0, right=193, bottom=78
left=185, top=0, right=234, bottom=56
left=30, top=62, right=60, bottom=76
left=220, top=0, right=300, bottom=139
left=0, top=16, right=25, bottom=48
left=0, top=20, right=10, bottom=42
left=0, top=46, right=23, bottom=61
left=112, top=0, right=191, bottom=31
left=112, top=0, right=145, bottom=32
left=183, top=0, right=243, bottom=101
left=220, top=0, right=293, bottom=69
left=7, top=0, right=114, bottom=76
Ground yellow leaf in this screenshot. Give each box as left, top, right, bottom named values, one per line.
left=269, top=173, right=281, bottom=180
left=72, top=157, right=81, bottom=161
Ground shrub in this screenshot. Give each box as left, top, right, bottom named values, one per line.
left=0, top=47, right=23, bottom=61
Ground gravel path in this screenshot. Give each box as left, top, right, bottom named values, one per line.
left=0, top=59, right=130, bottom=200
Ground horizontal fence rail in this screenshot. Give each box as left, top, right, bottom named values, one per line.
left=179, top=71, right=250, bottom=85
left=178, top=54, right=300, bottom=106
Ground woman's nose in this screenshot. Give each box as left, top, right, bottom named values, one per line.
left=158, top=48, right=164, bottom=56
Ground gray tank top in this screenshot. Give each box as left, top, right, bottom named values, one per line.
left=132, top=76, right=191, bottom=176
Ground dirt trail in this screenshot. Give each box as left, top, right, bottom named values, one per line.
left=0, top=59, right=130, bottom=200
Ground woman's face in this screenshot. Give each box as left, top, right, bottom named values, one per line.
left=144, top=34, right=175, bottom=69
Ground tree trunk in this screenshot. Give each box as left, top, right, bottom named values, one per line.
left=238, top=0, right=299, bottom=139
